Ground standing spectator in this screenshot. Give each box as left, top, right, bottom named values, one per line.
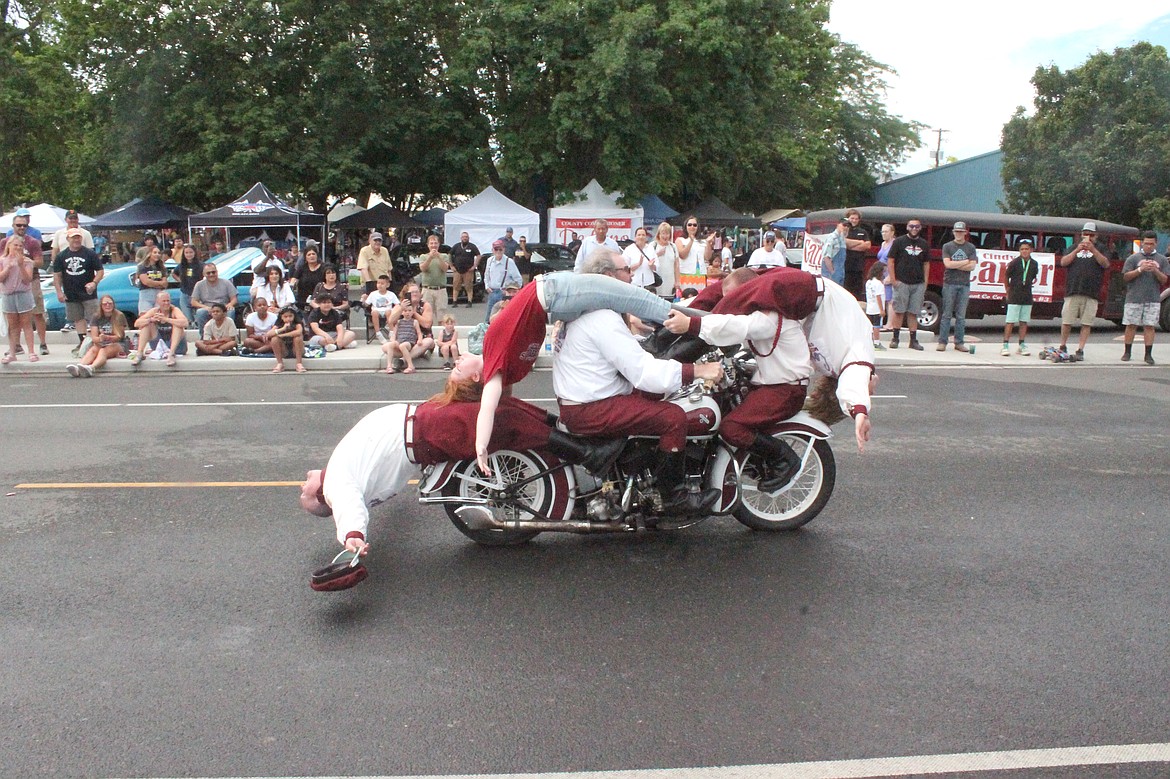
left=624, top=226, right=657, bottom=291
left=307, top=294, right=357, bottom=351
left=719, top=235, right=735, bottom=272
left=292, top=247, right=326, bottom=312
left=566, top=231, right=582, bottom=256
left=357, top=231, right=392, bottom=294
left=66, top=294, right=127, bottom=377
left=437, top=313, right=460, bottom=369
left=885, top=218, right=929, bottom=351
left=311, top=264, right=350, bottom=318
left=652, top=221, right=680, bottom=300
left=367, top=274, right=400, bottom=342
left=937, top=221, right=977, bottom=352
left=51, top=228, right=104, bottom=356
left=173, top=243, right=204, bottom=323
left=673, top=216, right=711, bottom=285
left=251, top=264, right=295, bottom=310
left=1001, top=238, right=1039, bottom=356
left=133, top=290, right=188, bottom=367
left=50, top=209, right=94, bottom=264
left=513, top=235, right=533, bottom=284
left=1120, top=231, right=1169, bottom=365
left=1, top=236, right=37, bottom=364
left=190, top=263, right=238, bottom=330
left=2, top=209, right=51, bottom=355
left=168, top=234, right=186, bottom=262
left=269, top=305, right=306, bottom=373
left=134, top=232, right=157, bottom=264
left=242, top=295, right=279, bottom=354
left=449, top=231, right=480, bottom=307
left=286, top=242, right=301, bottom=274
left=747, top=231, right=787, bottom=269
left=818, top=219, right=849, bottom=286
left=418, top=234, right=450, bottom=318
left=1056, top=222, right=1110, bottom=362
left=196, top=302, right=238, bottom=355
left=481, top=241, right=521, bottom=323
left=497, top=227, right=520, bottom=258
left=864, top=262, right=886, bottom=351
left=136, top=245, right=170, bottom=315
left=843, top=208, right=873, bottom=299
left=208, top=237, right=226, bottom=257
left=876, top=223, right=896, bottom=329
left=574, top=219, right=621, bottom=273
left=252, top=240, right=285, bottom=278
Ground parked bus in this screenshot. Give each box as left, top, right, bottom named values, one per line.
left=803, top=207, right=1140, bottom=331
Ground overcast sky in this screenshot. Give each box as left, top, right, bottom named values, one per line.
left=827, top=3, right=1170, bottom=175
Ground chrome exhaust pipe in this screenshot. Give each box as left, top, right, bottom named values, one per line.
left=454, top=505, right=498, bottom=531
left=454, top=505, right=630, bottom=533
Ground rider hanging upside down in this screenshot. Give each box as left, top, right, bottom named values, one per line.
left=299, top=354, right=554, bottom=562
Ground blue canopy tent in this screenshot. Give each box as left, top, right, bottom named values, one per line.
left=638, top=194, right=679, bottom=226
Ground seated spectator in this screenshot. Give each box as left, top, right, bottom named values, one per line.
left=466, top=300, right=507, bottom=356
left=269, top=305, right=306, bottom=373
left=250, top=264, right=295, bottom=310
left=66, top=294, right=128, bottom=378
left=307, top=294, right=357, bottom=351
left=191, top=263, right=238, bottom=330
left=136, top=246, right=170, bottom=315
left=243, top=296, right=279, bottom=354
left=311, top=264, right=350, bottom=317
left=366, top=274, right=399, bottom=342
left=437, top=313, right=460, bottom=369
left=133, top=290, right=188, bottom=367
left=196, top=302, right=238, bottom=355
left=383, top=296, right=424, bottom=374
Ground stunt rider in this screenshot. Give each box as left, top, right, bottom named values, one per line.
left=299, top=354, right=553, bottom=568
left=552, top=250, right=723, bottom=516
left=663, top=267, right=819, bottom=490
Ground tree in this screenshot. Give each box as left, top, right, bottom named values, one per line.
left=1001, top=42, right=1170, bottom=227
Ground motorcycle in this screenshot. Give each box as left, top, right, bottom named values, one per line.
left=417, top=333, right=836, bottom=545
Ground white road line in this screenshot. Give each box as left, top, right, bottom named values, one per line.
left=139, top=741, right=1170, bottom=779
left=0, top=397, right=910, bottom=410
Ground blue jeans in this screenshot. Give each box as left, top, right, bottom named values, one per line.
left=543, top=272, right=671, bottom=324
left=179, top=292, right=194, bottom=324
left=484, top=290, right=504, bottom=324
left=938, top=283, right=970, bottom=344
left=194, top=308, right=213, bottom=331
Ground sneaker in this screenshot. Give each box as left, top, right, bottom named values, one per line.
left=1017, top=344, right=1029, bottom=356
left=1145, top=355, right=1155, bottom=365
left=14, top=345, right=23, bottom=355
left=889, top=339, right=899, bottom=350
left=936, top=343, right=947, bottom=351
left=909, top=340, right=924, bottom=351
left=392, top=357, right=406, bottom=372
left=66, top=364, right=80, bottom=377
left=39, top=344, right=49, bottom=356
left=128, top=351, right=141, bottom=366
left=873, top=342, right=886, bottom=351
left=1074, top=349, right=1084, bottom=362
left=375, top=330, right=388, bottom=345
left=324, top=343, right=337, bottom=352
left=60, top=322, right=76, bottom=333
left=954, top=343, right=970, bottom=353
left=80, top=364, right=94, bottom=378
left=1001, top=345, right=1011, bottom=356
left=71, top=345, right=81, bottom=357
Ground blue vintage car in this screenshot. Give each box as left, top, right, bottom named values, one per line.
left=42, top=247, right=262, bottom=330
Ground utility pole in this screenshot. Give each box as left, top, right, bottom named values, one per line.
left=932, top=128, right=949, bottom=168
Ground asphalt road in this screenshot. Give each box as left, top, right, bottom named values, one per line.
left=1, top=360, right=1168, bottom=778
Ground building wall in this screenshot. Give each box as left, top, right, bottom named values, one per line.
left=873, top=151, right=1005, bottom=214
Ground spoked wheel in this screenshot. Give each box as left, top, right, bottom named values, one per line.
left=441, top=451, right=555, bottom=545
left=734, top=435, right=835, bottom=531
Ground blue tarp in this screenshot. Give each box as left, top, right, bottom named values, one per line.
left=638, top=194, right=679, bottom=225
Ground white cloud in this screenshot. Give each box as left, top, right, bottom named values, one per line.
left=828, top=1, right=1170, bottom=173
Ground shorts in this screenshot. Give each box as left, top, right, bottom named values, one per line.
left=1123, top=302, right=1159, bottom=327
left=31, top=283, right=45, bottom=315
left=1005, top=304, right=1032, bottom=324
left=892, top=281, right=925, bottom=314
left=66, top=299, right=100, bottom=323
left=1061, top=295, right=1098, bottom=327
left=1, top=290, right=35, bottom=314
left=868, top=313, right=882, bottom=327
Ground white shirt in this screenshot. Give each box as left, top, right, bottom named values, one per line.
left=250, top=281, right=295, bottom=309
left=864, top=278, right=884, bottom=315
left=623, top=243, right=656, bottom=287
left=51, top=227, right=94, bottom=254
left=676, top=237, right=707, bottom=277
left=366, top=289, right=399, bottom=312
left=573, top=235, right=622, bottom=273
left=747, top=246, right=786, bottom=269
left=805, top=278, right=876, bottom=415
left=652, top=241, right=678, bottom=294
left=696, top=311, right=812, bottom=386
left=553, top=309, right=684, bottom=404
left=245, top=310, right=278, bottom=336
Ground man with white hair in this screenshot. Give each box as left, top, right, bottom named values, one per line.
left=573, top=219, right=621, bottom=273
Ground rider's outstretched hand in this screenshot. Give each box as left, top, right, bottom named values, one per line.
left=663, top=309, right=692, bottom=335
left=854, top=413, right=871, bottom=453
left=344, top=537, right=370, bottom=556
left=476, top=448, right=492, bottom=476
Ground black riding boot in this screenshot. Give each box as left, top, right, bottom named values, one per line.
left=657, top=450, right=720, bottom=516
left=748, top=432, right=801, bottom=493
left=546, top=429, right=624, bottom=474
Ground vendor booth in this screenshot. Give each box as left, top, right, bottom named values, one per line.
left=547, top=179, right=643, bottom=244
left=89, top=197, right=192, bottom=230
left=187, top=182, right=326, bottom=256
left=443, top=187, right=538, bottom=254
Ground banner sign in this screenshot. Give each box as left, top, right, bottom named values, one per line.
left=970, top=249, right=1056, bottom=303
left=552, top=217, right=635, bottom=245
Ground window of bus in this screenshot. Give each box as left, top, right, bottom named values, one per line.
left=970, top=229, right=1003, bottom=249
left=1005, top=232, right=1039, bottom=251
left=1042, top=233, right=1074, bottom=255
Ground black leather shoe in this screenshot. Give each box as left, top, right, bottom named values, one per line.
left=663, top=486, right=720, bottom=516
left=757, top=460, right=798, bottom=493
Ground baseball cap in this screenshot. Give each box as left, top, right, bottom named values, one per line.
left=839, top=217, right=851, bottom=225
left=370, top=231, right=383, bottom=241
left=953, top=221, right=967, bottom=231
left=1018, top=238, right=1033, bottom=246
left=763, top=231, right=777, bottom=241
left=65, top=209, right=79, bottom=219
left=503, top=281, right=521, bottom=291
left=505, top=227, right=513, bottom=233
left=1081, top=221, right=1097, bottom=233
left=14, top=207, right=30, bottom=217
left=66, top=228, right=83, bottom=238
left=492, top=239, right=505, bottom=249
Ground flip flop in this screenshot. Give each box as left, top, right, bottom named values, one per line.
left=272, top=365, right=285, bottom=373
left=385, top=366, right=396, bottom=374
left=166, top=356, right=176, bottom=367
left=295, top=364, right=307, bottom=373
left=28, top=354, right=39, bottom=362
left=403, top=366, right=416, bottom=374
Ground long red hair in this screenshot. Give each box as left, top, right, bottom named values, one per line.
left=428, top=376, right=483, bottom=407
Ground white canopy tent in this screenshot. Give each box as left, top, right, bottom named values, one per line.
left=443, top=186, right=539, bottom=253
left=0, top=202, right=95, bottom=235
left=546, top=179, right=643, bottom=244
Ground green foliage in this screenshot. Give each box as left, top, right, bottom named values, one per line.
left=1002, top=42, right=1170, bottom=227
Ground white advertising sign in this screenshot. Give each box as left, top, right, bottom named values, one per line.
left=970, top=248, right=1056, bottom=303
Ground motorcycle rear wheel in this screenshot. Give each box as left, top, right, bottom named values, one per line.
left=441, top=451, right=553, bottom=545
left=733, top=436, right=835, bottom=531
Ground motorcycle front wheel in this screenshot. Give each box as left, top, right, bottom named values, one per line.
left=734, top=435, right=835, bottom=531
left=440, top=451, right=556, bottom=546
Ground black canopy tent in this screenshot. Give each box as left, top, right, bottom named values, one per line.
left=89, top=196, right=194, bottom=230
left=332, top=202, right=427, bottom=231
left=187, top=182, right=326, bottom=249
left=672, top=196, right=756, bottom=228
